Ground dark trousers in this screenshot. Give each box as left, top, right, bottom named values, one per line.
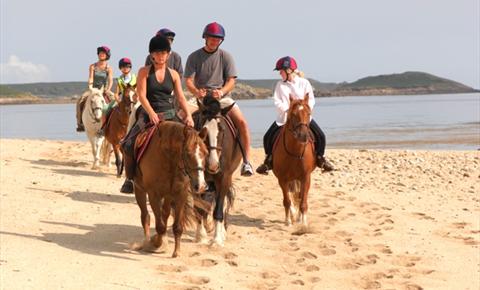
left=262, top=119, right=326, bottom=157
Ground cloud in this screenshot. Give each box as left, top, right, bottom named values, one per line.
left=0, top=55, right=51, bottom=84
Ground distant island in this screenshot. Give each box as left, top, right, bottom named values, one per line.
left=0, top=71, right=477, bottom=105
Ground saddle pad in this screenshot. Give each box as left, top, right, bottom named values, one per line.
left=134, top=124, right=158, bottom=164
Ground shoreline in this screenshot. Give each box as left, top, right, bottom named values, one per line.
left=1, top=91, right=478, bottom=106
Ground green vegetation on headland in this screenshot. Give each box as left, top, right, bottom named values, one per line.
left=1, top=71, right=477, bottom=105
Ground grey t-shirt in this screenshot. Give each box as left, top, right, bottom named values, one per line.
left=184, top=48, right=237, bottom=89
left=144, top=50, right=183, bottom=77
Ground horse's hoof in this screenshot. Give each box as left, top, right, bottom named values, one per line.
left=172, top=251, right=180, bottom=258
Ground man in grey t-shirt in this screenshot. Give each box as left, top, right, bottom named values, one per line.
left=184, top=22, right=253, bottom=176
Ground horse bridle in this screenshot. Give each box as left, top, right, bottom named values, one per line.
left=283, top=112, right=311, bottom=159
left=89, top=95, right=104, bottom=123
left=179, top=128, right=205, bottom=182
left=205, top=116, right=226, bottom=155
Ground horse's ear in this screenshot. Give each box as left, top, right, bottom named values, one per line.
left=289, top=94, right=295, bottom=102
left=221, top=102, right=236, bottom=116
left=303, top=93, right=309, bottom=103
left=198, top=127, right=208, bottom=141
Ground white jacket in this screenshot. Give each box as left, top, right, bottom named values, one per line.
left=273, top=75, right=315, bottom=126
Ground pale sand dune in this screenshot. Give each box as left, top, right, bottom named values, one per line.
left=1, top=139, right=479, bottom=290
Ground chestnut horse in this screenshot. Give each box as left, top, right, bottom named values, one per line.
left=193, top=97, right=242, bottom=246
left=103, top=84, right=136, bottom=177
left=133, top=121, right=209, bottom=257
left=272, top=94, right=316, bottom=228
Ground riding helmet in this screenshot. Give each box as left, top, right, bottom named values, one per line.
left=149, top=35, right=171, bottom=53
left=118, top=57, right=132, bottom=69
left=97, top=46, right=111, bottom=60
left=274, top=56, right=298, bottom=71
left=202, top=22, right=225, bottom=39
left=156, top=28, right=176, bottom=39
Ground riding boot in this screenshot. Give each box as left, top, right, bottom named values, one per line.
left=120, top=153, right=135, bottom=194
left=316, top=156, right=335, bottom=172
left=256, top=155, right=272, bottom=175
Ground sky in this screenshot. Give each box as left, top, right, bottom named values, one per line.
left=1, top=0, right=479, bottom=89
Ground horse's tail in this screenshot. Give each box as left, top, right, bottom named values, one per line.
left=288, top=180, right=301, bottom=211
left=185, top=193, right=203, bottom=231
left=224, top=185, right=236, bottom=229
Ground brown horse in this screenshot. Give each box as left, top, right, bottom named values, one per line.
left=272, top=94, right=316, bottom=228
left=193, top=96, right=242, bottom=246
left=133, top=121, right=208, bottom=257
left=103, top=84, right=135, bottom=177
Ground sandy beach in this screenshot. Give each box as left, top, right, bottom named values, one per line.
left=0, top=138, right=479, bottom=289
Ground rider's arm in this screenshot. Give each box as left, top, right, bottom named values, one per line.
left=185, top=77, right=205, bottom=99
left=113, top=82, right=121, bottom=103
left=136, top=67, right=157, bottom=120
left=217, top=77, right=235, bottom=98
left=171, top=69, right=194, bottom=127
left=106, top=66, right=114, bottom=93
left=87, top=64, right=94, bottom=89
left=273, top=82, right=289, bottom=113
left=305, top=80, right=315, bottom=109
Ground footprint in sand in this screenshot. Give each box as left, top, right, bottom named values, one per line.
left=261, top=271, right=280, bottom=279
left=320, top=248, right=336, bottom=256
left=157, top=264, right=187, bottom=273
left=302, top=251, right=318, bottom=259
left=394, top=255, right=421, bottom=267
left=374, top=244, right=393, bottom=254
left=200, top=259, right=218, bottom=267
left=404, top=283, right=424, bottom=290
left=185, top=276, right=210, bottom=285
left=306, top=265, right=320, bottom=272
left=291, top=279, right=305, bottom=286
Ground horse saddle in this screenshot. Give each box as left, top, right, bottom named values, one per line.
left=133, top=112, right=170, bottom=163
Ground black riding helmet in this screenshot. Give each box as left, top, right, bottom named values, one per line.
left=149, top=35, right=171, bottom=53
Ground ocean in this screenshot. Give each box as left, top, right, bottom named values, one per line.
left=1, top=93, right=479, bottom=150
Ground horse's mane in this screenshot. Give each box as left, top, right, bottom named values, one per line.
left=156, top=122, right=202, bottom=151
left=201, top=95, right=221, bottom=119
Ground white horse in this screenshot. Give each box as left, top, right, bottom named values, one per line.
left=82, top=88, right=107, bottom=169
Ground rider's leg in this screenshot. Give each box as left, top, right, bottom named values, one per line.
left=120, top=111, right=147, bottom=193
left=256, top=122, right=280, bottom=174
left=76, top=93, right=88, bottom=132
left=309, top=119, right=334, bottom=171
left=227, top=105, right=253, bottom=176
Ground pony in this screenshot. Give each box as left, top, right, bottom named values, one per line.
left=81, top=87, right=107, bottom=169
left=133, top=121, right=209, bottom=258
left=103, top=84, right=136, bottom=177
left=272, top=94, right=316, bottom=228
left=193, top=97, right=242, bottom=246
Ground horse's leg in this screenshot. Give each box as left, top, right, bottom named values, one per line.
left=212, top=179, right=228, bottom=246
left=113, top=144, right=122, bottom=178
left=172, top=198, right=185, bottom=258
left=134, top=183, right=150, bottom=249
left=195, top=204, right=209, bottom=243
left=149, top=193, right=167, bottom=251
left=93, top=136, right=104, bottom=169
left=88, top=135, right=99, bottom=170
left=299, top=175, right=311, bottom=227
left=279, top=180, right=292, bottom=226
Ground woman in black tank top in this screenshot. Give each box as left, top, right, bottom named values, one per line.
left=120, top=35, right=194, bottom=193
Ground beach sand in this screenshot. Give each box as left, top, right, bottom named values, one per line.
left=1, top=139, right=479, bottom=289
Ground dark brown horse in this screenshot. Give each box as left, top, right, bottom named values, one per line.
left=103, top=84, right=135, bottom=177
left=193, top=97, right=242, bottom=246
left=272, top=94, right=316, bottom=228
left=133, top=122, right=209, bottom=257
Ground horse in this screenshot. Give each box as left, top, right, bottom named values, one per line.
left=272, top=94, right=316, bottom=229
left=81, top=87, right=107, bottom=169
left=103, top=84, right=136, bottom=177
left=132, top=121, right=209, bottom=258
left=193, top=97, right=242, bottom=246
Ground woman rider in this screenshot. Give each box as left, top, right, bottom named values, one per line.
left=120, top=35, right=194, bottom=193
left=256, top=56, right=334, bottom=175
left=76, top=46, right=114, bottom=132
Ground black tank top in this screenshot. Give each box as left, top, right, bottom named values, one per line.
left=146, top=66, right=174, bottom=113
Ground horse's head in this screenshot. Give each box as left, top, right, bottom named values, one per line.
left=197, top=96, right=234, bottom=174
left=88, top=88, right=106, bottom=122
left=286, top=94, right=312, bottom=143
left=121, top=84, right=136, bottom=114
left=182, top=126, right=209, bottom=193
